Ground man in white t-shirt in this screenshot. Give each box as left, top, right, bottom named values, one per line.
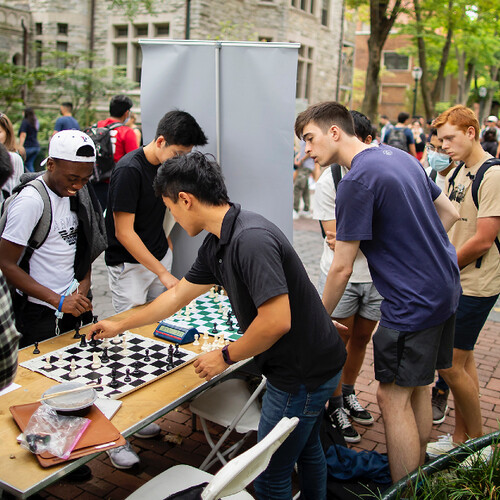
left=0, top=130, right=96, bottom=347
left=313, top=110, right=382, bottom=443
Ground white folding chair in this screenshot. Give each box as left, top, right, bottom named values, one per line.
left=125, top=416, right=299, bottom=500
left=190, top=376, right=266, bottom=470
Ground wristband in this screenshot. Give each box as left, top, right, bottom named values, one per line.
left=57, top=295, right=66, bottom=313
left=221, top=344, right=236, bottom=365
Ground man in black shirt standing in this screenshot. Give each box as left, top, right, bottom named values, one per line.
left=105, top=110, right=207, bottom=314
left=90, top=152, right=346, bottom=499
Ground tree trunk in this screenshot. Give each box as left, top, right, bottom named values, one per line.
left=455, top=47, right=466, bottom=105
left=483, top=65, right=499, bottom=121
left=430, top=0, right=453, bottom=107
left=361, top=0, right=403, bottom=123
left=414, top=0, right=433, bottom=121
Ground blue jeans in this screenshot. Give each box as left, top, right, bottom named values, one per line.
left=24, top=146, right=40, bottom=172
left=253, top=372, right=341, bottom=500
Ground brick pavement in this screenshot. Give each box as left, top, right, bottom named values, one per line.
left=26, top=217, right=500, bottom=500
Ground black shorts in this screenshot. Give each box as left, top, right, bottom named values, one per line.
left=373, top=314, right=455, bottom=387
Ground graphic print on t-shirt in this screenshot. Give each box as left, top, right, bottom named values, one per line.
left=54, top=215, right=78, bottom=246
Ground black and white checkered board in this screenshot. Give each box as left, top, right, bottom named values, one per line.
left=162, top=290, right=243, bottom=342
left=20, top=333, right=197, bottom=399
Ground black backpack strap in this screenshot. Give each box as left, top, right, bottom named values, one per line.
left=471, top=158, right=500, bottom=267
left=429, top=168, right=437, bottom=182
left=331, top=164, right=342, bottom=191
left=446, top=162, right=463, bottom=196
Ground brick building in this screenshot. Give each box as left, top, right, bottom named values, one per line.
left=1, top=0, right=355, bottom=112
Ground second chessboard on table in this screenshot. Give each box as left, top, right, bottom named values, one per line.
left=154, top=287, right=243, bottom=344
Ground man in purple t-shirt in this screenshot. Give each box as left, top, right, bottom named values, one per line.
left=295, top=102, right=461, bottom=483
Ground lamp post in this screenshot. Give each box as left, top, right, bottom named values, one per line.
left=479, top=86, right=487, bottom=124
left=411, top=67, right=423, bottom=117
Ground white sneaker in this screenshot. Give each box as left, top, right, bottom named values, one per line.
left=293, top=210, right=300, bottom=220
left=134, top=422, right=161, bottom=439
left=460, top=445, right=493, bottom=469
left=300, top=210, right=313, bottom=219
left=107, top=441, right=140, bottom=469
left=426, top=434, right=456, bottom=457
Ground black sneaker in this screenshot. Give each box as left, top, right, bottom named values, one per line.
left=343, top=393, right=374, bottom=425
left=329, top=407, right=361, bottom=443
left=431, top=387, right=449, bottom=425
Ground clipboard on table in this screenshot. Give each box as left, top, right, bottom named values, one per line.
left=10, top=402, right=126, bottom=467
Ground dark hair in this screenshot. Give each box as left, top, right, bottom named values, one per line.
left=350, top=110, right=372, bottom=142
left=109, top=95, right=133, bottom=118
left=398, top=112, right=410, bottom=124
left=295, top=101, right=355, bottom=138
left=155, top=110, right=208, bottom=147
left=429, top=128, right=438, bottom=140
left=61, top=102, right=73, bottom=111
left=154, top=152, right=229, bottom=206
left=483, top=128, right=498, bottom=143
left=0, top=143, right=13, bottom=188
left=381, top=115, right=389, bottom=120
left=0, top=113, right=17, bottom=152
left=24, top=107, right=37, bottom=128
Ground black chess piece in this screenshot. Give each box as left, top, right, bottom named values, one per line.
left=228, top=319, right=234, bottom=332
left=132, top=361, right=141, bottom=376
left=144, top=349, right=151, bottom=362
left=174, top=343, right=181, bottom=358
left=79, top=335, right=87, bottom=348
left=95, top=377, right=104, bottom=391
left=226, top=311, right=232, bottom=325
left=238, top=326, right=243, bottom=334
left=124, top=368, right=131, bottom=382
left=101, top=347, right=109, bottom=363
left=212, top=322, right=218, bottom=334
left=168, top=345, right=174, bottom=356
left=90, top=332, right=99, bottom=349
left=73, top=321, right=81, bottom=339
left=109, top=367, right=119, bottom=388
left=32, top=342, right=40, bottom=355
left=93, top=315, right=98, bottom=324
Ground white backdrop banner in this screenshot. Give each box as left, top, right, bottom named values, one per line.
left=140, top=40, right=299, bottom=277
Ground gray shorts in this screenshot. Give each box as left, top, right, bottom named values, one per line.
left=317, top=271, right=382, bottom=321
left=373, top=314, right=455, bottom=387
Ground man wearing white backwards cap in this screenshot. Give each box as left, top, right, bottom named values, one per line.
left=0, top=130, right=105, bottom=347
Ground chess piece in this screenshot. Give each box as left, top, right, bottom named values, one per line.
left=43, top=355, right=52, bottom=370
left=101, top=347, right=109, bottom=363
left=132, top=361, right=141, bottom=376
left=55, top=352, right=65, bottom=367
left=112, top=334, right=121, bottom=345
left=73, top=320, right=81, bottom=339
left=109, top=369, right=119, bottom=388
left=202, top=337, right=209, bottom=352
left=193, top=333, right=200, bottom=346
left=91, top=352, right=101, bottom=369
left=79, top=335, right=87, bottom=348
left=144, top=349, right=151, bottom=362
left=124, top=368, right=131, bottom=382
left=33, top=342, right=40, bottom=355
left=121, top=337, right=130, bottom=356
left=222, top=307, right=229, bottom=320
left=93, top=315, right=98, bottom=324
left=102, top=337, right=110, bottom=349
left=174, top=343, right=181, bottom=358
left=209, top=286, right=215, bottom=298
left=68, top=362, right=78, bottom=379
left=226, top=311, right=232, bottom=325
left=228, top=319, right=234, bottom=332
left=218, top=302, right=223, bottom=314
left=211, top=323, right=218, bottom=334
left=95, top=377, right=104, bottom=391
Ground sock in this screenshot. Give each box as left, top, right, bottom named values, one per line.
left=328, top=395, right=343, bottom=413
left=342, top=384, right=355, bottom=396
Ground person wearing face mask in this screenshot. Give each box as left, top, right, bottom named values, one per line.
left=423, top=129, right=455, bottom=191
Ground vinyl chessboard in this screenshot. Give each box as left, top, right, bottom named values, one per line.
left=159, top=288, right=243, bottom=342
left=20, top=332, right=198, bottom=399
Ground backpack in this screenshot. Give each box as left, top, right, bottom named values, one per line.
left=0, top=173, right=51, bottom=271
left=82, top=121, right=123, bottom=182
left=386, top=128, right=409, bottom=152
left=447, top=158, right=500, bottom=267
left=319, top=164, right=343, bottom=239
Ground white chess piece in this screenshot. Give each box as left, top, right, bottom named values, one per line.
left=222, top=307, right=229, bottom=320
left=91, top=352, right=101, bottom=369
left=218, top=302, right=223, bottom=313
left=202, top=338, right=209, bottom=352
left=68, top=358, right=78, bottom=379
left=102, top=337, right=110, bottom=349
left=193, top=333, right=200, bottom=346
left=112, top=334, right=121, bottom=345
left=185, top=308, right=191, bottom=320
left=121, top=337, right=130, bottom=356
left=209, top=286, right=215, bottom=298
left=54, top=352, right=65, bottom=367
left=43, top=355, right=52, bottom=370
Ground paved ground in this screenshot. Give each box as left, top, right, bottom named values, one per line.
left=25, top=217, right=500, bottom=500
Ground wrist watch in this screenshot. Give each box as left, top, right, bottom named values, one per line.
left=221, top=344, right=236, bottom=365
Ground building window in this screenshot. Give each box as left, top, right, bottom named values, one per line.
left=135, top=24, right=148, bottom=37
left=35, top=40, right=42, bottom=67
left=134, top=44, right=142, bottom=83
left=57, top=23, right=68, bottom=35
left=56, top=41, right=68, bottom=69
left=155, top=23, right=170, bottom=36
left=383, top=51, right=409, bottom=71
left=296, top=44, right=313, bottom=100
left=115, top=25, right=128, bottom=38
left=115, top=44, right=127, bottom=66
left=321, top=0, right=329, bottom=26
left=293, top=0, right=315, bottom=14
left=35, top=23, right=42, bottom=35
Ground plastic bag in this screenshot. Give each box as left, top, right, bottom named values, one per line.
left=20, top=405, right=91, bottom=459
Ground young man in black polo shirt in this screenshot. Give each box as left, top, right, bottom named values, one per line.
left=90, top=152, right=346, bottom=499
